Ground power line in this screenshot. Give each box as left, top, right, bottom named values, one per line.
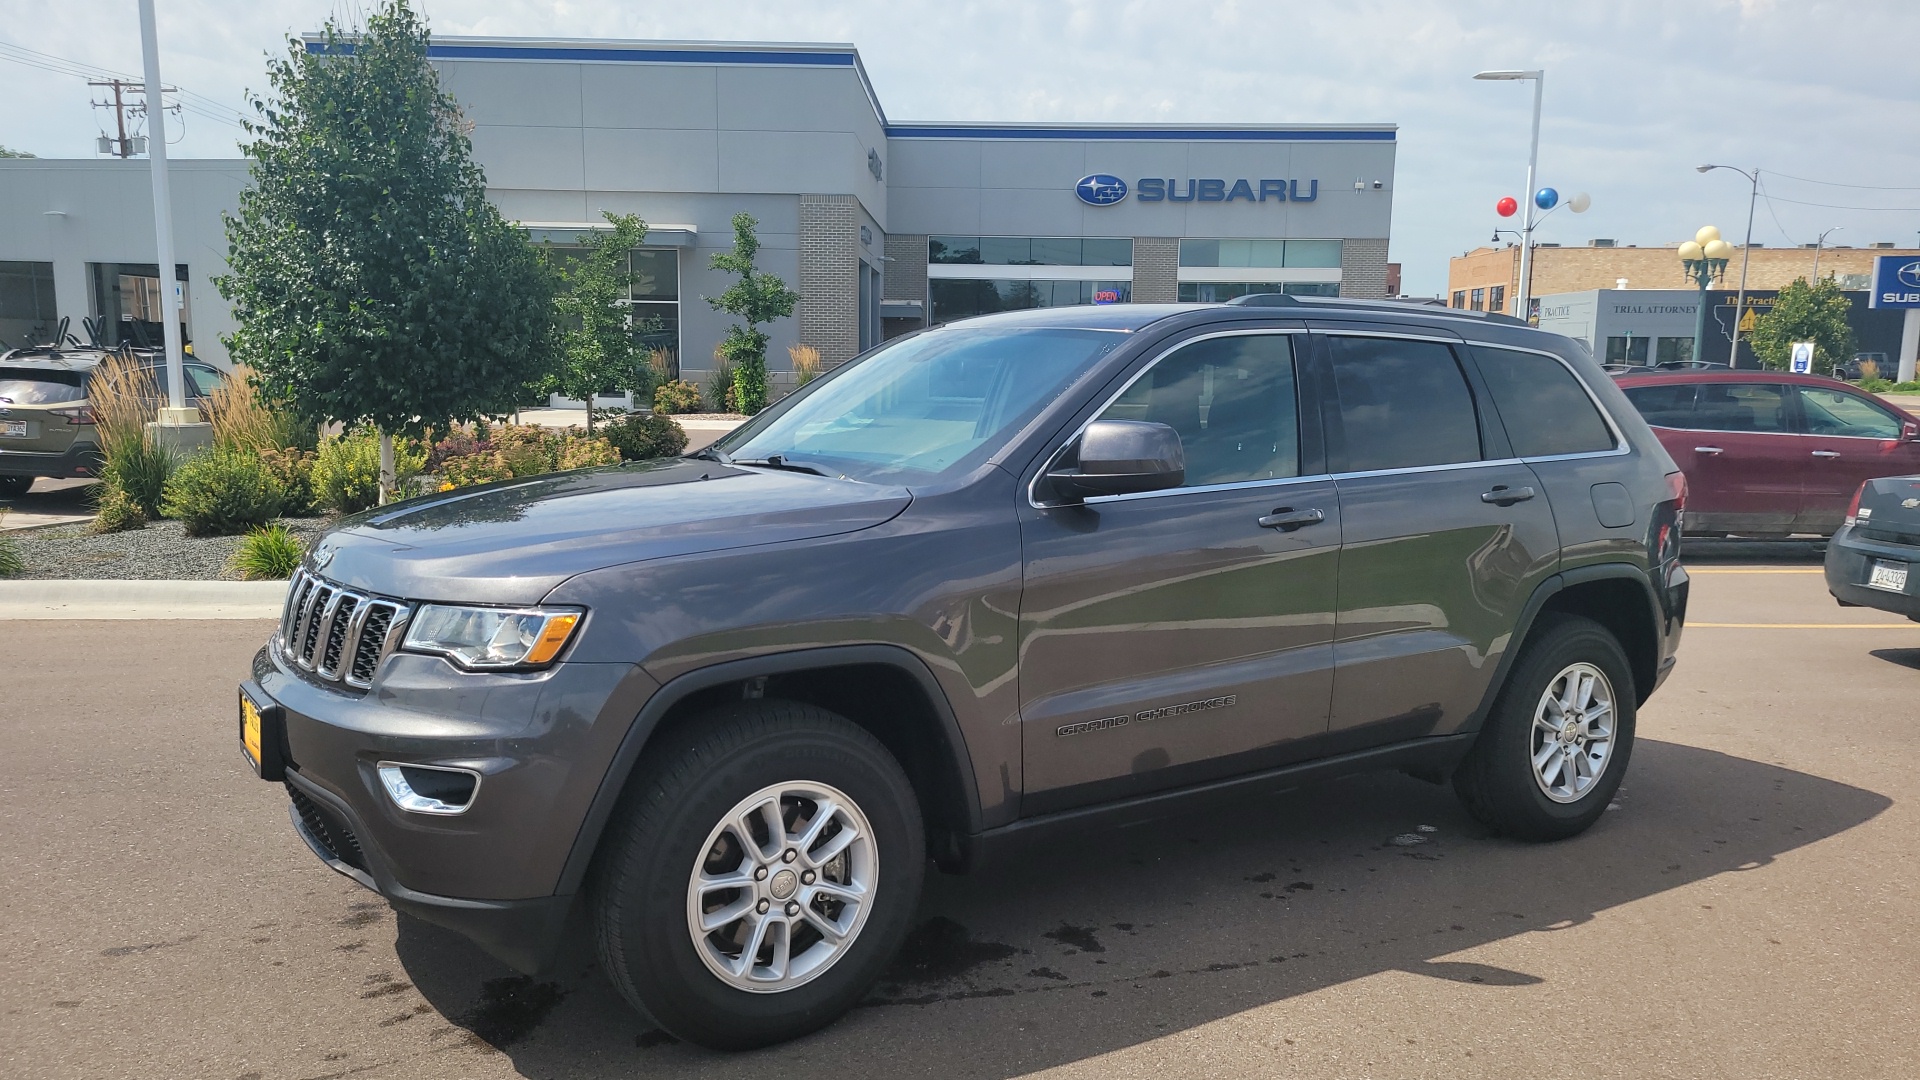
left=1755, top=191, right=1920, bottom=213
left=0, top=40, right=243, bottom=129
left=1764, top=170, right=1920, bottom=192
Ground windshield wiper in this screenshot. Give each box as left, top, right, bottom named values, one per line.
left=688, top=446, right=730, bottom=463
left=727, top=455, right=830, bottom=477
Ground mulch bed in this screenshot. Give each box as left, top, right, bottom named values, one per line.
left=7, top=517, right=333, bottom=580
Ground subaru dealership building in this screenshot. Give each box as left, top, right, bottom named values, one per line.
left=0, top=37, right=1398, bottom=397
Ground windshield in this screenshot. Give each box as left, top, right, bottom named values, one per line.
left=710, top=326, right=1124, bottom=482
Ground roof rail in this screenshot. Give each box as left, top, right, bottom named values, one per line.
left=1224, top=293, right=1531, bottom=327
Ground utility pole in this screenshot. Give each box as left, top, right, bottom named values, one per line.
left=138, top=0, right=205, bottom=452
left=89, top=78, right=140, bottom=157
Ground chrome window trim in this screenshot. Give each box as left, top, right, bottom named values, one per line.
left=1082, top=471, right=1336, bottom=506
left=1027, top=327, right=1309, bottom=510
left=1330, top=456, right=1526, bottom=482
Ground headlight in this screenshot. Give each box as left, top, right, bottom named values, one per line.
left=402, top=604, right=583, bottom=670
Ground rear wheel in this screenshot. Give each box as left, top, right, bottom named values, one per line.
left=0, top=475, right=33, bottom=497
left=1454, top=614, right=1636, bottom=841
left=590, top=700, right=924, bottom=1049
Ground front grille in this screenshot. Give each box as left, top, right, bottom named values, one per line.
left=279, top=569, right=410, bottom=690
left=287, top=781, right=367, bottom=872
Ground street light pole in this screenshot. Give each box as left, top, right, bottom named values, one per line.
left=1476, top=69, right=1545, bottom=319
left=1699, top=164, right=1759, bottom=366
left=1811, top=226, right=1841, bottom=282
left=138, top=0, right=186, bottom=416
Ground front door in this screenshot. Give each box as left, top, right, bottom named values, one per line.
left=1018, top=329, right=1339, bottom=814
left=1316, top=330, right=1561, bottom=744
left=1792, top=384, right=1920, bottom=533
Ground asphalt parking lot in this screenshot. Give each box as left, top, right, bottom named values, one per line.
left=5, top=554, right=1919, bottom=1079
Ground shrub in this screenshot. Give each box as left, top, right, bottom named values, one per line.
left=653, top=379, right=702, bottom=414
left=162, top=450, right=286, bottom=536
left=88, top=484, right=149, bottom=534
left=312, top=429, right=424, bottom=514
left=647, top=346, right=677, bottom=382
left=600, top=412, right=688, bottom=461
left=1860, top=377, right=1894, bottom=394
left=439, top=451, right=515, bottom=488
left=1858, top=359, right=1882, bottom=383
left=0, top=535, right=22, bottom=577
left=258, top=448, right=318, bottom=515
left=790, top=343, right=822, bottom=388
left=88, top=352, right=174, bottom=518
left=426, top=427, right=493, bottom=472
left=1892, top=380, right=1920, bottom=393
left=707, top=355, right=737, bottom=413
left=208, top=366, right=314, bottom=453
left=100, top=440, right=174, bottom=520
left=492, top=424, right=560, bottom=477
left=230, top=523, right=307, bottom=580
left=558, top=435, right=620, bottom=470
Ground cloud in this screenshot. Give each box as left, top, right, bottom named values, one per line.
left=2, top=0, right=1916, bottom=293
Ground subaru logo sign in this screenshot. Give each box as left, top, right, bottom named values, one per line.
left=1870, top=255, right=1920, bottom=309
left=1899, top=261, right=1920, bottom=290
left=1075, top=174, right=1128, bottom=206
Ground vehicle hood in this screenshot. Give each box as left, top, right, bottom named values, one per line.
left=1856, top=474, right=1920, bottom=537
left=311, top=458, right=912, bottom=605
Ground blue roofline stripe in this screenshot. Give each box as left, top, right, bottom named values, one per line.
left=305, top=41, right=856, bottom=66
left=884, top=126, right=1394, bottom=142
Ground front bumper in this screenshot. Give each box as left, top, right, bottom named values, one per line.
left=1825, top=525, right=1920, bottom=621
left=244, top=641, right=659, bottom=973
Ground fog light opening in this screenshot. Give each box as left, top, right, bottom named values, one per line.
left=377, top=762, right=480, bottom=816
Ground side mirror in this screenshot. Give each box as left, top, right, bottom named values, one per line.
left=1045, top=419, right=1185, bottom=502
left=1902, top=420, right=1919, bottom=443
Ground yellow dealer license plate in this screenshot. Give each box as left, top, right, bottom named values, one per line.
left=241, top=693, right=263, bottom=771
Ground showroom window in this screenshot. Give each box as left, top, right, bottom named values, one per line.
left=929, top=236, right=1132, bottom=266
left=1177, top=282, right=1339, bottom=302
left=0, top=261, right=57, bottom=348
left=1177, top=239, right=1341, bottom=268
left=930, top=279, right=1132, bottom=323
left=88, top=263, right=189, bottom=350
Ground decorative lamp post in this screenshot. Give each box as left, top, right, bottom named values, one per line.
left=1697, top=165, right=1760, bottom=363
left=1679, top=226, right=1733, bottom=366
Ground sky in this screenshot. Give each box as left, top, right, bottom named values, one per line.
left=3, top=0, right=1918, bottom=295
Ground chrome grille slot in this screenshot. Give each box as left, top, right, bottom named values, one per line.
left=277, top=569, right=410, bottom=691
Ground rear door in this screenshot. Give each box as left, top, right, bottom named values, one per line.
left=1018, top=326, right=1341, bottom=813
left=1792, top=384, right=1920, bottom=533
left=1621, top=379, right=1803, bottom=534
left=1315, top=327, right=1560, bottom=746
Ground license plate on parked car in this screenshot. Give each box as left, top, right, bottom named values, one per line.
left=1, top=420, right=26, bottom=438
left=1868, top=560, right=1909, bottom=593
left=241, top=692, right=263, bottom=770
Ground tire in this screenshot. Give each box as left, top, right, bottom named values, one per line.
left=1454, top=614, right=1636, bottom=842
left=589, top=699, right=925, bottom=1050
left=0, top=475, right=33, bottom=498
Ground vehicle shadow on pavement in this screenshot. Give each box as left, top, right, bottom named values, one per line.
left=393, top=739, right=1887, bottom=1077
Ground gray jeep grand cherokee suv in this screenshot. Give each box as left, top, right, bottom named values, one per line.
left=237, top=297, right=1688, bottom=1048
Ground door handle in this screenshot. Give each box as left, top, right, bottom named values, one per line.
left=1694, top=446, right=1724, bottom=455
left=1257, top=507, right=1325, bottom=530
left=1811, top=450, right=1842, bottom=459
left=1481, top=485, right=1536, bottom=506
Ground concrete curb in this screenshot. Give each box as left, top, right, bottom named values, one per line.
left=0, top=579, right=289, bottom=620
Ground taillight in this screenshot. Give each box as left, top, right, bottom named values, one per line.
left=1665, top=470, right=1687, bottom=512
left=51, top=406, right=95, bottom=425
left=1844, top=483, right=1865, bottom=527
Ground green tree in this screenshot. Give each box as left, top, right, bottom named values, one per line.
left=1750, top=275, right=1856, bottom=377
left=217, top=0, right=558, bottom=502
left=707, top=212, right=801, bottom=414
left=0, top=145, right=35, bottom=158
left=549, top=212, right=652, bottom=433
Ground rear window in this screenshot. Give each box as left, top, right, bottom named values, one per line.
left=0, top=367, right=87, bottom=405
left=1326, top=336, right=1482, bottom=472
left=1473, top=346, right=1616, bottom=457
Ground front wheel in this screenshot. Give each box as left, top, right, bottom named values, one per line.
left=1454, top=614, right=1636, bottom=841
left=589, top=700, right=925, bottom=1049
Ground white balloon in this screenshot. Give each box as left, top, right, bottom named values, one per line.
left=1568, top=192, right=1592, bottom=213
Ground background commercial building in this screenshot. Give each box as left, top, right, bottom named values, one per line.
left=1448, top=241, right=1920, bottom=319
left=0, top=36, right=1398, bottom=404
left=1535, top=287, right=1909, bottom=369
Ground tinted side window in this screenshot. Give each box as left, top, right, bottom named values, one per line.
left=1473, top=346, right=1616, bottom=457
left=1797, top=387, right=1902, bottom=439
left=186, top=365, right=224, bottom=397
left=1622, top=383, right=1697, bottom=427
left=1326, top=336, right=1480, bottom=472
left=1691, top=383, right=1789, bottom=433
left=1098, top=334, right=1298, bottom=487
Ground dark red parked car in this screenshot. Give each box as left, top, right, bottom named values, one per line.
left=1615, top=370, right=1920, bottom=537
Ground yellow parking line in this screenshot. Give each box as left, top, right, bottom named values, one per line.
left=1690, top=622, right=1919, bottom=629
left=1686, top=568, right=1824, bottom=574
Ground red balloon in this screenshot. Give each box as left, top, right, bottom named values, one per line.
left=1496, top=196, right=1519, bottom=218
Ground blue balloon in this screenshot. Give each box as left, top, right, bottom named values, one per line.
left=1535, top=187, right=1560, bottom=210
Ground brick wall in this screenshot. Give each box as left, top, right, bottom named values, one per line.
left=1131, top=237, right=1179, bottom=303
left=883, top=233, right=927, bottom=304
left=799, top=194, right=859, bottom=366
left=1341, top=238, right=1390, bottom=299
left=1448, top=244, right=1920, bottom=308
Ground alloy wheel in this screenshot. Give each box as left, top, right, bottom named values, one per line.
left=1529, top=661, right=1617, bottom=804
